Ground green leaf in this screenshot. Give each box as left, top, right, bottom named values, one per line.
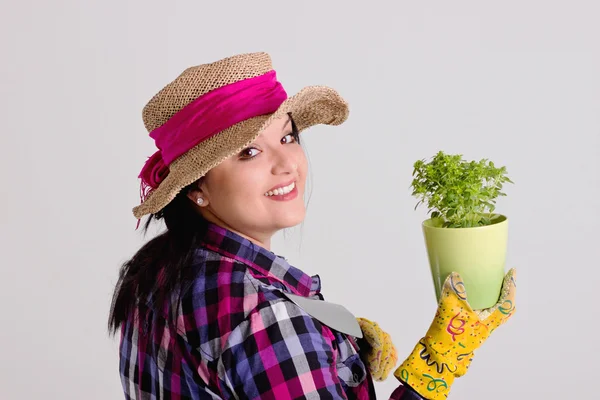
left=410, top=151, right=513, bottom=227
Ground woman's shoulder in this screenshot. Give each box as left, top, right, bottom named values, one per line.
left=174, top=246, right=280, bottom=359
left=185, top=245, right=295, bottom=301
left=182, top=245, right=262, bottom=308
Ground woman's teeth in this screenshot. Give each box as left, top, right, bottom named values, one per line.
left=265, top=182, right=295, bottom=196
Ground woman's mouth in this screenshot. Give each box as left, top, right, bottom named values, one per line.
left=264, top=181, right=298, bottom=201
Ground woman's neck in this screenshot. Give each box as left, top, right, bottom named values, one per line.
left=200, top=209, right=272, bottom=250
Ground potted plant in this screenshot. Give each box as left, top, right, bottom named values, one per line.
left=410, top=150, right=514, bottom=310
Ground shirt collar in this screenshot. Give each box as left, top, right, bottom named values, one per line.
left=198, top=222, right=320, bottom=297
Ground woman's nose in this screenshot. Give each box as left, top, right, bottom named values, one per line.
left=271, top=151, right=298, bottom=175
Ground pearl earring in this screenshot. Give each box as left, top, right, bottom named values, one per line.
left=196, top=197, right=204, bottom=205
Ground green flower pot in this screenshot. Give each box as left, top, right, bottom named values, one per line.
left=422, top=214, right=508, bottom=310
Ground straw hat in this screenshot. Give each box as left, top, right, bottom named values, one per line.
left=132, top=52, right=349, bottom=220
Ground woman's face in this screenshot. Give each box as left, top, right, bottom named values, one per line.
left=188, top=115, right=307, bottom=248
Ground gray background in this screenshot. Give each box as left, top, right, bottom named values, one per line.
left=2, top=0, right=599, bottom=399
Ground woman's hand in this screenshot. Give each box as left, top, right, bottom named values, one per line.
left=393, top=268, right=517, bottom=400
left=356, top=317, right=398, bottom=381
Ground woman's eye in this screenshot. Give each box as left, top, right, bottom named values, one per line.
left=281, top=133, right=298, bottom=144
left=240, top=148, right=260, bottom=159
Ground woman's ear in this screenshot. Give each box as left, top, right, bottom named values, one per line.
left=186, top=177, right=209, bottom=207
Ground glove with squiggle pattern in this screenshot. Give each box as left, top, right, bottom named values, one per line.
left=356, top=317, right=398, bottom=381
left=394, top=268, right=517, bottom=399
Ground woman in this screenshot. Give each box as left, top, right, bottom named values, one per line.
left=108, top=52, right=517, bottom=400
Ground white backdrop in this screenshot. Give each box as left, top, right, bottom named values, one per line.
left=2, top=1, right=599, bottom=399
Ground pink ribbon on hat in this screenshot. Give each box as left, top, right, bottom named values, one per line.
left=137, top=70, right=288, bottom=206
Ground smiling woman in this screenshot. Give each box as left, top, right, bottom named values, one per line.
left=185, top=113, right=307, bottom=248
left=107, top=52, right=514, bottom=400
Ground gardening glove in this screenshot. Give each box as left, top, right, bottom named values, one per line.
left=356, top=317, right=398, bottom=381
left=393, top=268, right=517, bottom=400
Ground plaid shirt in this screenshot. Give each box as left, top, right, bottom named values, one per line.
left=119, top=222, right=422, bottom=399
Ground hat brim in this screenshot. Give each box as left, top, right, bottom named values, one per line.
left=132, top=85, right=349, bottom=219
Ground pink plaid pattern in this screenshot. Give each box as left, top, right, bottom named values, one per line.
left=118, top=222, right=422, bottom=399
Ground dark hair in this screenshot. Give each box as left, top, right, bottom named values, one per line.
left=108, top=113, right=301, bottom=337
left=107, top=180, right=208, bottom=336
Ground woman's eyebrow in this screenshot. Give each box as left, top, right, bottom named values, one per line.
left=281, top=115, right=292, bottom=132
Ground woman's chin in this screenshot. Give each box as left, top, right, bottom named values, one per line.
left=273, top=209, right=306, bottom=229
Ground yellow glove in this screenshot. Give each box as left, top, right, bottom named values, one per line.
left=356, top=317, right=398, bottom=381
left=394, top=268, right=517, bottom=400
